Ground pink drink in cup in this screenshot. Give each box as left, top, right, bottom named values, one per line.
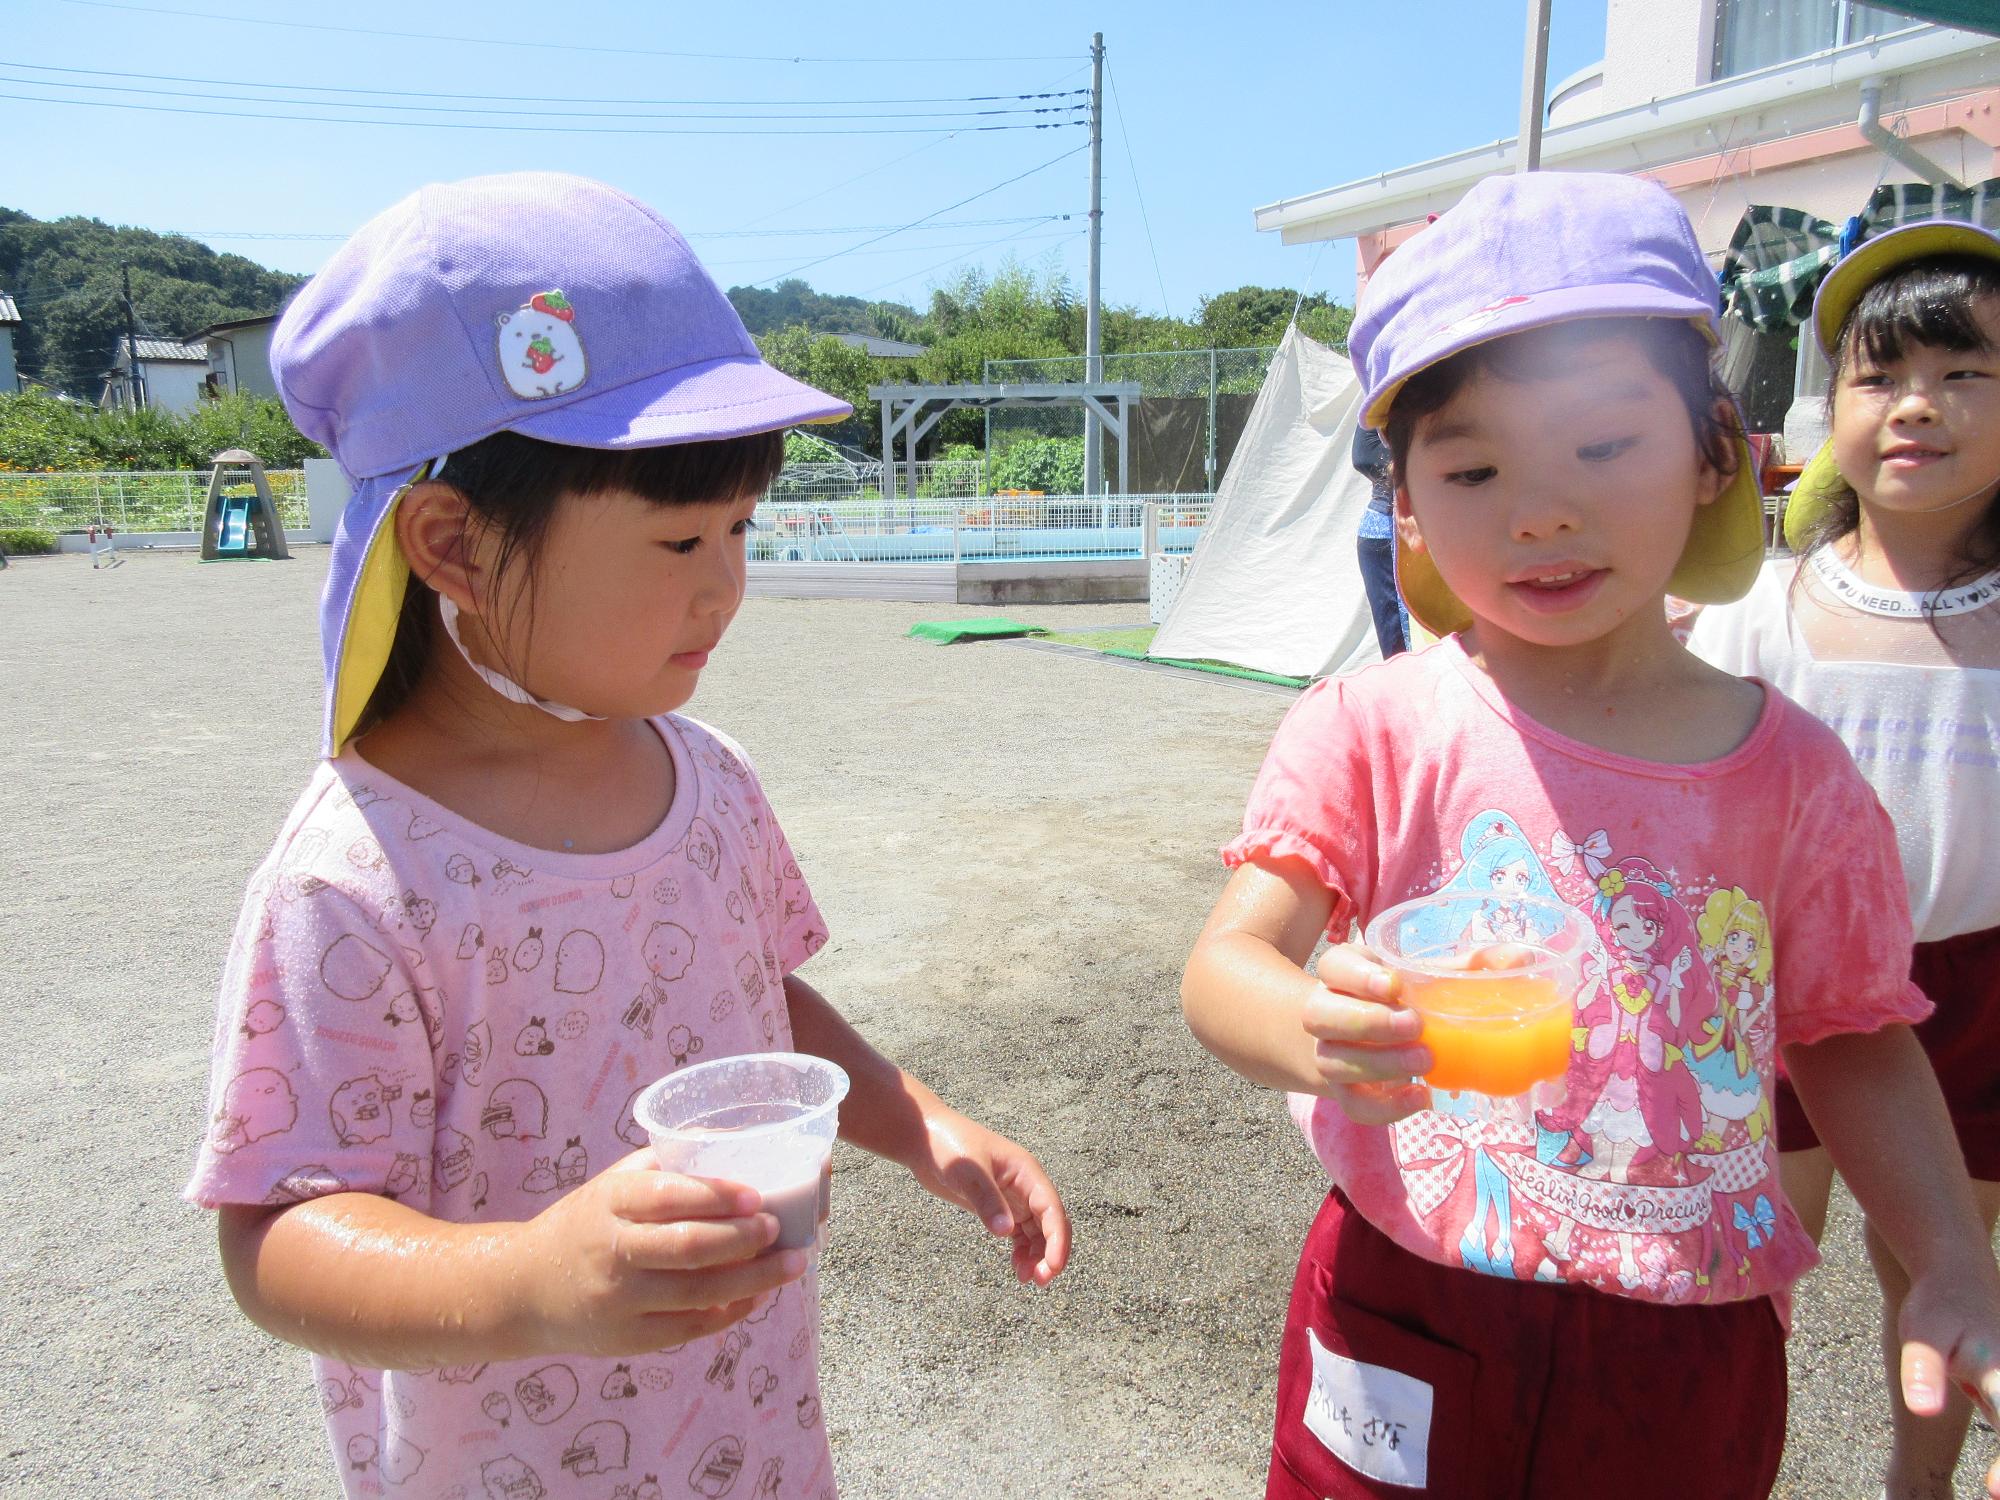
left=634, top=1052, right=850, bottom=1250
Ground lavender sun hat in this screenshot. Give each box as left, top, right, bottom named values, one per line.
left=273, top=171, right=851, bottom=755
left=1346, top=171, right=1765, bottom=636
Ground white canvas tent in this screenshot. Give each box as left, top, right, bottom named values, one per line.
left=1149, top=325, right=1381, bottom=679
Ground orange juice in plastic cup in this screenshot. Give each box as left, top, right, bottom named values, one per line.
left=1364, top=893, right=1592, bottom=1097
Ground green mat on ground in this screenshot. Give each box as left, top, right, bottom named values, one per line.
left=907, top=616, right=1048, bottom=644
left=1100, top=647, right=1310, bottom=688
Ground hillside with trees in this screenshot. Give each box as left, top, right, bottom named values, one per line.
left=0, top=208, right=1352, bottom=472
left=741, top=264, right=1351, bottom=450
left=0, top=209, right=305, bottom=396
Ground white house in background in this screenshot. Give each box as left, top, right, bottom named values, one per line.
left=1256, top=2, right=2000, bottom=434
left=200, top=313, right=280, bottom=399
left=0, top=294, right=20, bottom=392
left=100, top=336, right=210, bottom=414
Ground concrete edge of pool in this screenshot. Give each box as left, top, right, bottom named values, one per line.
left=745, top=558, right=1151, bottom=604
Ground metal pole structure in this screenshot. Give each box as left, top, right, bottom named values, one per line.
left=880, top=397, right=895, bottom=503
left=121, top=263, right=146, bottom=412
left=1516, top=0, right=1553, bottom=173
left=1206, top=348, right=1218, bottom=489
left=1083, top=32, right=1105, bottom=497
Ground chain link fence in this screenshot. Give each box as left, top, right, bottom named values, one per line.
left=769, top=460, right=984, bottom=505
left=983, top=347, right=1278, bottom=493
left=0, top=470, right=309, bottom=533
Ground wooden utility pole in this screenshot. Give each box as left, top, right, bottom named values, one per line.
left=121, top=262, right=146, bottom=411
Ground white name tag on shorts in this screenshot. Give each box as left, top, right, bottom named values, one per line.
left=1301, top=1328, right=1434, bottom=1488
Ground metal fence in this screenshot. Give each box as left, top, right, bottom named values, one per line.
left=982, top=347, right=1279, bottom=493
left=750, top=494, right=1213, bottom=565
left=987, top=347, right=1278, bottom=399
left=768, top=460, right=984, bottom=505
left=0, top=469, right=309, bottom=533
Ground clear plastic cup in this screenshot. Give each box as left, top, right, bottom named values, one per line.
left=1363, top=893, right=1593, bottom=1097
left=634, top=1051, right=850, bottom=1250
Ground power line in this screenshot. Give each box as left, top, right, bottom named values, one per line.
left=714, top=221, right=1073, bottom=273
left=147, top=214, right=1077, bottom=245
left=1107, top=63, right=1173, bottom=321
left=56, top=0, right=1079, bottom=64
left=0, top=90, right=1087, bottom=136
left=857, top=223, right=1083, bottom=298
left=0, top=73, right=1090, bottom=124
left=699, top=215, right=1080, bottom=240
left=2, top=61, right=1090, bottom=109
left=730, top=133, right=962, bottom=232
left=753, top=142, right=1090, bottom=287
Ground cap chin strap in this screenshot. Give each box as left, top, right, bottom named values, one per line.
left=437, top=594, right=608, bottom=723
left=419, top=450, right=606, bottom=725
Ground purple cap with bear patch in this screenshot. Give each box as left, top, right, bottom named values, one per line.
left=272, top=171, right=849, bottom=754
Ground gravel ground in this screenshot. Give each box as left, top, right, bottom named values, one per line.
left=3, top=547, right=1990, bottom=1496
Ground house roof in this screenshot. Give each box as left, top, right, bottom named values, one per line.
left=0, top=294, right=19, bottom=325
left=201, top=313, right=279, bottom=337
left=1255, top=23, right=1998, bottom=245
left=109, top=337, right=210, bottom=368
left=830, top=332, right=927, bottom=358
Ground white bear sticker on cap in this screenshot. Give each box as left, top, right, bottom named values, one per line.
left=494, top=289, right=587, bottom=400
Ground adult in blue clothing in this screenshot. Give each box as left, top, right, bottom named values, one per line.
left=1352, top=423, right=1408, bottom=657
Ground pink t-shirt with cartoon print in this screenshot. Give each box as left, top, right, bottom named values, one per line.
left=1225, top=638, right=1930, bottom=1307
left=186, top=714, right=839, bottom=1500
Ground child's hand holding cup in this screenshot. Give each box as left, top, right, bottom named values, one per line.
left=1310, top=893, right=1591, bottom=1124
left=636, top=1052, right=850, bottom=1251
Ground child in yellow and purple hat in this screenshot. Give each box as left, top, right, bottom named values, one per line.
left=184, top=171, right=1068, bottom=1498
left=1692, top=217, right=2000, bottom=1499
left=1181, top=171, right=2000, bottom=1500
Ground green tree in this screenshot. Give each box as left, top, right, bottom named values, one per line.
left=727, top=278, right=919, bottom=338
left=1196, top=284, right=1351, bottom=352
left=753, top=326, right=881, bottom=449
left=0, top=209, right=303, bottom=396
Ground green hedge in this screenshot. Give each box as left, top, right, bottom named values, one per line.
left=0, top=389, right=323, bottom=472
left=0, top=527, right=59, bottom=554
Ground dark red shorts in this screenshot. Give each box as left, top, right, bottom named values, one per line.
left=1775, top=924, right=2000, bottom=1179
left=1267, top=1189, right=1787, bottom=1500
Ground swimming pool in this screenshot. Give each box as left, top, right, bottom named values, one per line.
left=754, top=523, right=1204, bottom=565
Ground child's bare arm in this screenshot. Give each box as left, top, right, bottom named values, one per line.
left=1181, top=855, right=1431, bottom=1124
left=783, top=973, right=1070, bottom=1285
left=218, top=1153, right=801, bottom=1368
left=1787, top=1025, right=2000, bottom=1493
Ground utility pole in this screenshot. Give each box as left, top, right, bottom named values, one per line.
left=1083, top=31, right=1104, bottom=498
left=1517, top=0, right=1552, bottom=172
left=121, top=262, right=146, bottom=412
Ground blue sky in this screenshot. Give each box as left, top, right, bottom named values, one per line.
left=5, top=0, right=1606, bottom=316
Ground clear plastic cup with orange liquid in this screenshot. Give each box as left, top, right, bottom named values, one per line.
left=1363, top=893, right=1593, bottom=1097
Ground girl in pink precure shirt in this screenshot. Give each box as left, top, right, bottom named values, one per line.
left=1691, top=219, right=2000, bottom=1500
left=1180, top=172, right=2000, bottom=1500
left=185, top=172, right=1068, bottom=1500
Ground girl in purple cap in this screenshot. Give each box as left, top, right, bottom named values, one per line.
left=1690, top=221, right=2000, bottom=1500
left=184, top=173, right=1068, bottom=1500
left=1180, top=171, right=2000, bottom=1500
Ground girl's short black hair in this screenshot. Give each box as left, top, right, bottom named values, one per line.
left=1802, top=253, right=2000, bottom=622
left=356, top=427, right=786, bottom=737
left=1381, top=316, right=1740, bottom=489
